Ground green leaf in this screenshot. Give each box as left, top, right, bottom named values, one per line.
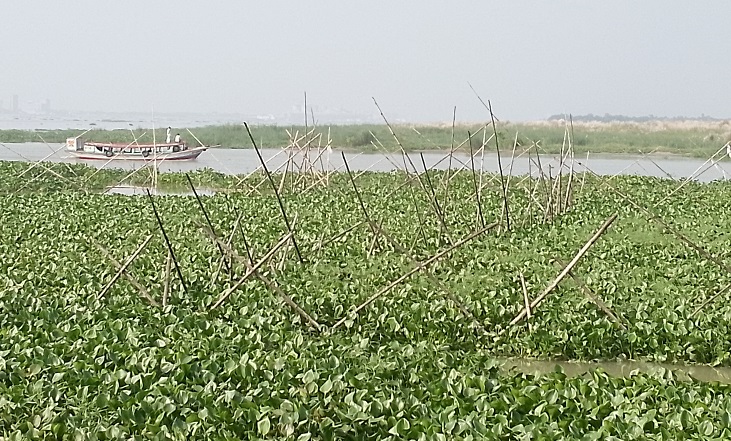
left=321, top=379, right=333, bottom=394
left=303, top=369, right=317, bottom=384
left=700, top=420, right=714, bottom=436
left=258, top=416, right=271, bottom=436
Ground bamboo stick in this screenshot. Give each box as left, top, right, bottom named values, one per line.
left=419, top=152, right=452, bottom=245
left=553, top=260, right=627, bottom=330
left=577, top=163, right=731, bottom=275
left=510, top=213, right=618, bottom=325
left=311, top=221, right=366, bottom=255
left=207, top=231, right=293, bottom=310
left=244, top=122, right=303, bottom=263
left=656, top=144, right=728, bottom=206
left=186, top=174, right=230, bottom=274
left=374, top=222, right=489, bottom=335
left=332, top=221, right=498, bottom=330
left=92, top=238, right=159, bottom=307
left=488, top=100, right=511, bottom=231
left=163, top=248, right=172, bottom=308
left=690, top=282, right=731, bottom=319
left=145, top=189, right=188, bottom=294
left=95, top=235, right=154, bottom=300
left=468, top=131, right=486, bottom=229
left=209, top=214, right=242, bottom=289
left=342, top=152, right=382, bottom=250
left=204, top=228, right=321, bottom=331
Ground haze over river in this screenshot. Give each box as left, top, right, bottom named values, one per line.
left=2, top=142, right=731, bottom=183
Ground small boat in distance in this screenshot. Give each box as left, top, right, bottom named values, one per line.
left=66, top=137, right=208, bottom=161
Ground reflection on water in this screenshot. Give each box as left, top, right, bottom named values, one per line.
left=498, top=358, right=731, bottom=384
left=1, top=142, right=730, bottom=182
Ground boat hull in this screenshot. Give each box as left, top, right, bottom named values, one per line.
left=70, top=146, right=207, bottom=161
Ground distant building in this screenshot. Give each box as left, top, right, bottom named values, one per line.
left=41, top=99, right=50, bottom=112
left=11, top=95, right=18, bottom=113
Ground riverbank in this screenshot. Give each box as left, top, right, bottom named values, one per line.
left=1, top=120, right=730, bottom=157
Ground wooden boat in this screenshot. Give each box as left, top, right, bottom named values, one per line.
left=66, top=137, right=208, bottom=161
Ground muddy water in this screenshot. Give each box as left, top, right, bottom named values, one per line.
left=498, top=358, right=731, bottom=383
left=2, top=142, right=731, bottom=182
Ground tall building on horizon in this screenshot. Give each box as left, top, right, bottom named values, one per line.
left=11, top=95, right=18, bottom=113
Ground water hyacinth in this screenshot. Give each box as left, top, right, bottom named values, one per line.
left=2, top=160, right=731, bottom=439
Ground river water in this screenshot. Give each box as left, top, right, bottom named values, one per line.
left=498, top=358, right=731, bottom=384
left=1, top=142, right=730, bottom=182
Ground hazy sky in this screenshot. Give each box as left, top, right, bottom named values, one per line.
left=3, top=1, right=730, bottom=122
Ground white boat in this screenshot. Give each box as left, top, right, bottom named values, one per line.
left=66, top=137, right=208, bottom=161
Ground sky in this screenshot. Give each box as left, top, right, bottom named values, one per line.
left=2, top=1, right=730, bottom=122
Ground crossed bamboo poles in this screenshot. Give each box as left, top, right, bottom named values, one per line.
left=64, top=105, right=731, bottom=338
left=86, top=114, right=612, bottom=337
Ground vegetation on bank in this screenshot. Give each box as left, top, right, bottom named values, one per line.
left=3, top=160, right=731, bottom=437
left=2, top=119, right=731, bottom=157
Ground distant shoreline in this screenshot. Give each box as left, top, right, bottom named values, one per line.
left=0, top=121, right=728, bottom=158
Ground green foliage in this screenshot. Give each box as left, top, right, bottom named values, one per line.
left=3, top=163, right=731, bottom=437
left=2, top=120, right=729, bottom=156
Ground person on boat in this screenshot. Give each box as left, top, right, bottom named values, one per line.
left=174, top=133, right=181, bottom=144
left=166, top=127, right=172, bottom=143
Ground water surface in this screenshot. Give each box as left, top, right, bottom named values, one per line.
left=2, top=142, right=730, bottom=182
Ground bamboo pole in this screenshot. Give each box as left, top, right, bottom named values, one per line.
left=510, top=213, right=618, bottom=325
left=207, top=231, right=293, bottom=310
left=186, top=174, right=230, bottom=274
left=244, top=122, right=303, bottom=263
left=95, top=235, right=154, bottom=300
left=342, top=152, right=382, bottom=250
left=256, top=269, right=322, bottom=332
left=36, top=133, right=78, bottom=177
left=204, top=228, right=321, bottom=331
left=656, top=143, right=728, bottom=206
left=92, top=238, right=159, bottom=307
left=488, top=100, right=510, bottom=231
left=145, top=189, right=188, bottom=294
left=442, top=106, right=458, bottom=221
left=163, top=248, right=172, bottom=308
left=468, top=131, right=486, bottom=229
left=553, top=260, right=627, bottom=330
left=2, top=143, right=83, bottom=192
left=15, top=128, right=91, bottom=181
left=312, top=222, right=367, bottom=255
left=234, top=147, right=288, bottom=188
left=208, top=214, right=242, bottom=289
left=690, top=282, right=731, bottom=319
left=332, top=222, right=498, bottom=330
left=576, top=162, right=731, bottom=276
left=563, top=116, right=576, bottom=212
left=419, top=152, right=452, bottom=244
left=533, top=142, right=552, bottom=223
left=373, top=222, right=489, bottom=335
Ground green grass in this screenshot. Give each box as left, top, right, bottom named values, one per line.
left=2, top=120, right=730, bottom=157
